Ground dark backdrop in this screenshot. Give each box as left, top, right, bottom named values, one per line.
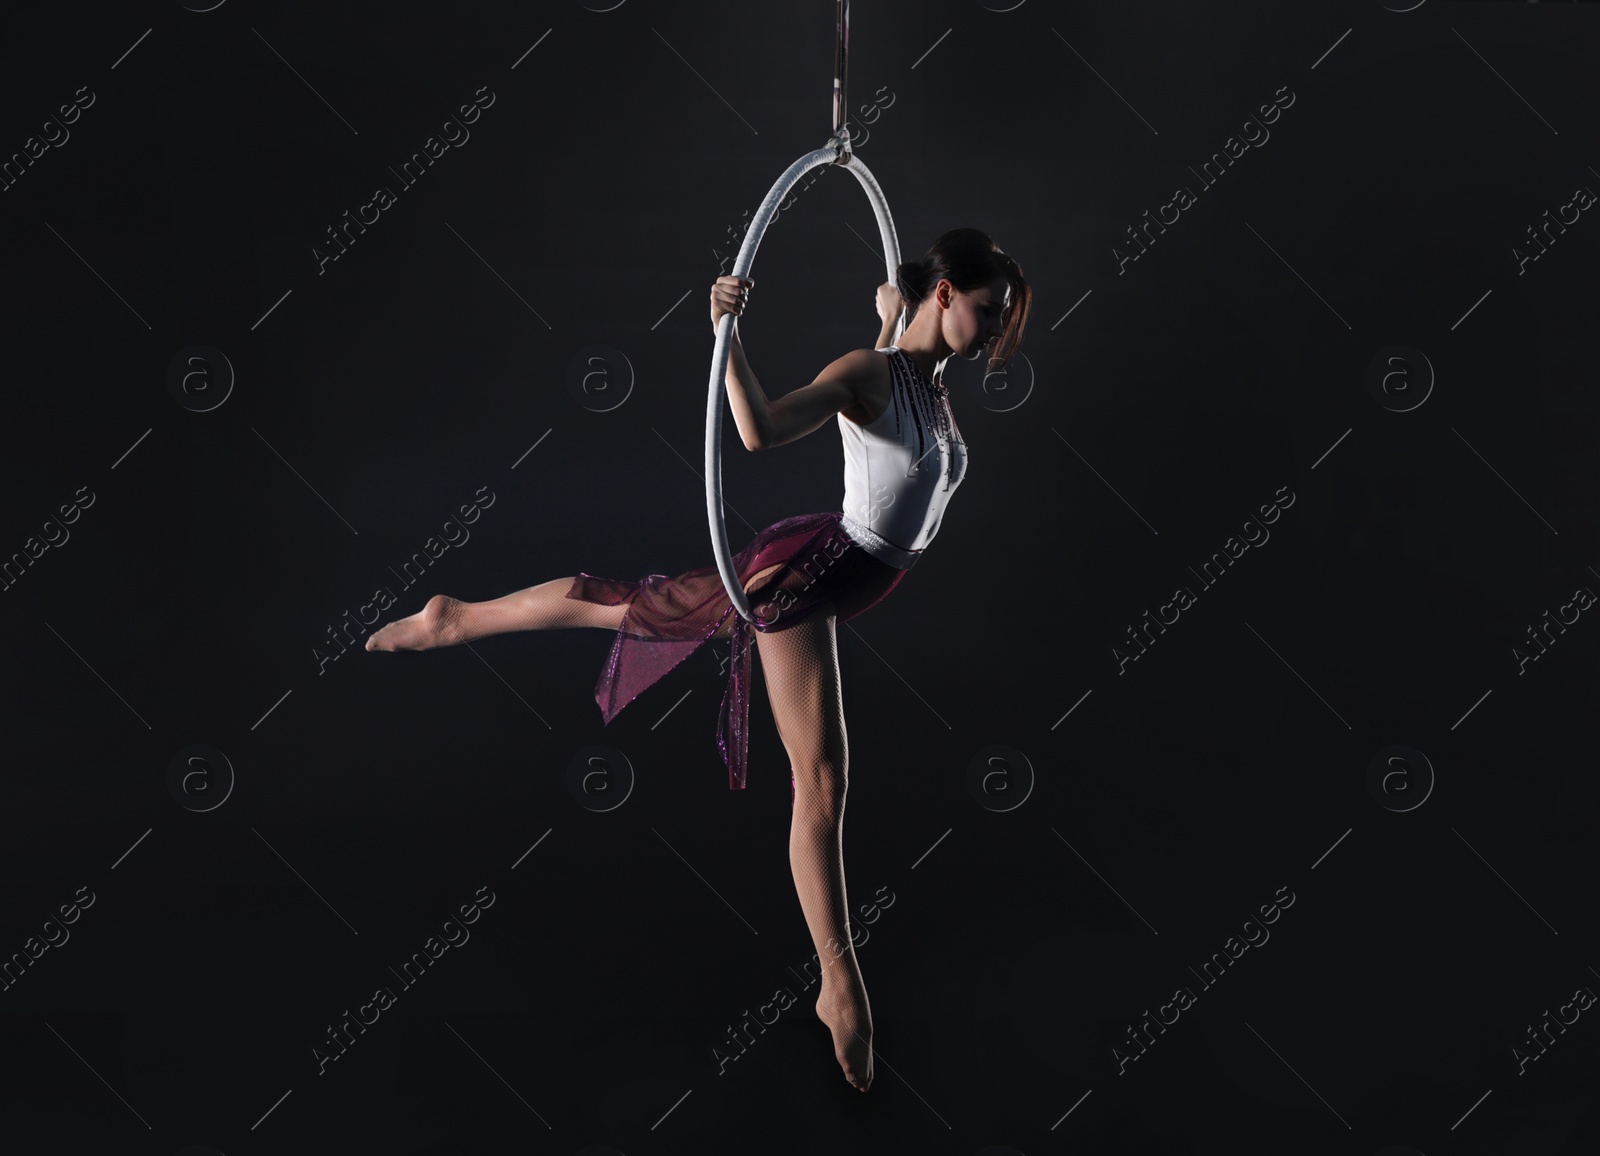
left=1, top=2, right=1597, bottom=1154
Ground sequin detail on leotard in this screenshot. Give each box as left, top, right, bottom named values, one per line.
left=836, top=346, right=968, bottom=568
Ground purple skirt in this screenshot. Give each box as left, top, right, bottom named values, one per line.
left=565, top=511, right=908, bottom=793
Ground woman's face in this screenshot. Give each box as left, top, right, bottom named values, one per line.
left=939, top=276, right=1011, bottom=360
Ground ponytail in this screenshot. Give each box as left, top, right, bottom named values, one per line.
left=895, top=259, right=930, bottom=319
left=896, top=229, right=1033, bottom=370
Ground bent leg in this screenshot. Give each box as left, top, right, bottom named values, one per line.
left=755, top=602, right=875, bottom=1092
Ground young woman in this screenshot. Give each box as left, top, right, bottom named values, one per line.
left=366, top=227, right=1031, bottom=1092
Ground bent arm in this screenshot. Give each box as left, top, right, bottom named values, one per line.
left=738, top=347, right=876, bottom=451
left=721, top=325, right=771, bottom=452
left=875, top=313, right=898, bottom=352
left=726, top=333, right=875, bottom=452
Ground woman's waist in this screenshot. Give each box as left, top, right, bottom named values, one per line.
left=838, top=513, right=925, bottom=569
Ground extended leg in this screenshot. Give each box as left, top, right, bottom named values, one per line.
left=368, top=561, right=793, bottom=652
left=366, top=580, right=627, bottom=651
left=755, top=602, right=875, bottom=1092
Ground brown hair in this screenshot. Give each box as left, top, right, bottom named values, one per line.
left=894, top=227, right=1032, bottom=370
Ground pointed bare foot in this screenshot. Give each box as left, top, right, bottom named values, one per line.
left=817, top=978, right=875, bottom=1092
left=365, top=594, right=464, bottom=652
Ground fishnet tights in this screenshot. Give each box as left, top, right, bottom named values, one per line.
left=439, top=575, right=868, bottom=991
left=424, top=565, right=793, bottom=643
left=753, top=599, right=876, bottom=1090
left=373, top=574, right=873, bottom=1087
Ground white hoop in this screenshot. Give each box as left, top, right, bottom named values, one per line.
left=706, top=144, right=905, bottom=624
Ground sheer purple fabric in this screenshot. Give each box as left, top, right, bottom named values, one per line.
left=565, top=511, right=907, bottom=792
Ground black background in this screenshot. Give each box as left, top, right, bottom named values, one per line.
left=1, top=1, right=1597, bottom=1153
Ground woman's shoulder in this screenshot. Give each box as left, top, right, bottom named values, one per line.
left=840, top=347, right=895, bottom=427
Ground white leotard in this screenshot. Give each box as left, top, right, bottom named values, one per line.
left=837, top=345, right=968, bottom=569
